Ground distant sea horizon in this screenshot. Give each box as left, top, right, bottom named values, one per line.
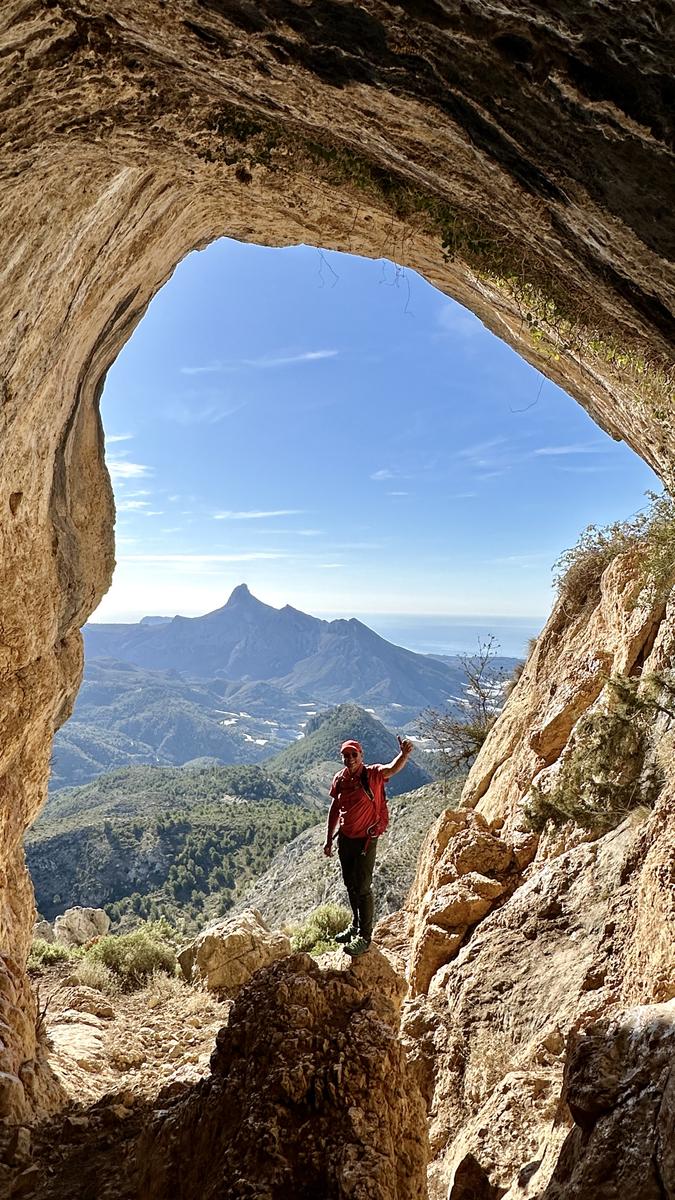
left=349, top=614, right=545, bottom=659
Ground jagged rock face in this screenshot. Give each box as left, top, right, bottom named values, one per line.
left=396, top=548, right=674, bottom=1196
left=402, top=809, right=525, bottom=996
left=544, top=1002, right=675, bottom=1200
left=462, top=552, right=671, bottom=826
left=400, top=791, right=674, bottom=1199
left=0, top=0, right=673, bottom=1132
left=138, top=951, right=429, bottom=1199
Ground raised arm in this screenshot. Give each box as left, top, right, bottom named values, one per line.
left=381, top=736, right=414, bottom=780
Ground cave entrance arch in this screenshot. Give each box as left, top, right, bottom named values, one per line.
left=1, top=0, right=672, bottom=1125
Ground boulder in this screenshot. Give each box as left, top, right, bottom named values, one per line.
left=178, top=909, right=291, bottom=995
left=543, top=1002, right=675, bottom=1199
left=54, top=907, right=110, bottom=947
left=33, top=919, right=54, bottom=944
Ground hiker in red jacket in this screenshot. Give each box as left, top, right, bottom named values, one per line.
left=323, top=735, right=413, bottom=957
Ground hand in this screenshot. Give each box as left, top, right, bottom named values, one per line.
left=323, top=840, right=333, bottom=857
left=398, top=736, right=413, bottom=758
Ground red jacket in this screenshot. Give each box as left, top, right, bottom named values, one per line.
left=329, top=764, right=388, bottom=839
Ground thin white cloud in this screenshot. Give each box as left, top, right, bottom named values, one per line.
left=121, top=552, right=289, bottom=564
left=388, top=490, right=409, bottom=497
left=107, top=433, right=134, bottom=443
left=117, top=499, right=150, bottom=511
left=213, top=509, right=303, bottom=521
left=108, top=460, right=152, bottom=481
left=181, top=350, right=338, bottom=375
left=456, top=437, right=508, bottom=463
left=533, top=443, right=607, bottom=457
left=179, top=363, right=223, bottom=376
left=249, top=350, right=338, bottom=369
left=371, top=469, right=394, bottom=481
left=490, top=552, right=552, bottom=567
left=319, top=563, right=343, bottom=569
left=558, top=464, right=616, bottom=474
left=244, top=527, right=323, bottom=536
left=165, top=399, right=246, bottom=425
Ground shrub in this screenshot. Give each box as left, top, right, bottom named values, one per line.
left=144, top=969, right=185, bottom=1002
left=418, top=636, right=508, bottom=774
left=290, top=903, right=352, bottom=955
left=524, top=674, right=667, bottom=834
left=28, top=939, right=72, bottom=968
left=82, top=924, right=177, bottom=991
left=553, top=490, right=675, bottom=611
left=68, top=957, right=119, bottom=995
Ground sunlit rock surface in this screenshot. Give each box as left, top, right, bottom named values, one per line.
left=177, top=908, right=291, bottom=994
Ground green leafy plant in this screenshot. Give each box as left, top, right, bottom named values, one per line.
left=82, top=924, right=177, bottom=991
left=290, top=903, right=352, bottom=955
left=524, top=673, right=669, bottom=833
left=28, top=939, right=73, bottom=968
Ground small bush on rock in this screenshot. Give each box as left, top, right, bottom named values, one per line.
left=83, top=923, right=177, bottom=990
left=290, top=903, right=352, bottom=955
left=69, top=957, right=120, bottom=995
left=553, top=490, right=675, bottom=612
left=524, top=674, right=669, bottom=834
left=28, top=939, right=73, bottom=968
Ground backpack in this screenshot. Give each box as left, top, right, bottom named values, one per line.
left=360, top=765, right=389, bottom=838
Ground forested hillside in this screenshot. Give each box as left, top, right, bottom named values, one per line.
left=27, top=763, right=316, bottom=933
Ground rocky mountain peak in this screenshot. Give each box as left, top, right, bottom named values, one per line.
left=223, top=583, right=255, bottom=607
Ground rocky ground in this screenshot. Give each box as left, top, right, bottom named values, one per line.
left=6, top=939, right=425, bottom=1200
left=2, top=962, right=232, bottom=1199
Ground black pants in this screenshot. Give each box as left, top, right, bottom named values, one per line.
left=337, top=833, right=377, bottom=941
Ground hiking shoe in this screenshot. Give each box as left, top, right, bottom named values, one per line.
left=334, top=925, right=357, bottom=945
left=344, top=936, right=371, bottom=958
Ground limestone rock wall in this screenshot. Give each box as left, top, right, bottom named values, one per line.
left=0, top=0, right=673, bottom=1136
left=397, top=551, right=674, bottom=1197
left=462, top=551, right=671, bottom=826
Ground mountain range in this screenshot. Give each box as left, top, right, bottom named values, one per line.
left=50, top=587, right=518, bottom=789
left=83, top=584, right=486, bottom=713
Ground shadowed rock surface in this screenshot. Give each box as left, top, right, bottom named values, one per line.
left=138, top=951, right=429, bottom=1199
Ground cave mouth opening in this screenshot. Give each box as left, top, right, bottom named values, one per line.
left=25, top=233, right=659, bottom=1005
left=4, top=150, right=668, bottom=1141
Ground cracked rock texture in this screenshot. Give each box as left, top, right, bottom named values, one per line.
left=177, top=907, right=291, bottom=994
left=395, top=554, right=674, bottom=1197
left=138, top=950, right=428, bottom=1199
left=0, top=2, right=673, bottom=1195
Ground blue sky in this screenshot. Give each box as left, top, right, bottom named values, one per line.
left=96, top=237, right=659, bottom=630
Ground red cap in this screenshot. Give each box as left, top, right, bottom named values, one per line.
left=340, top=740, right=362, bottom=755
